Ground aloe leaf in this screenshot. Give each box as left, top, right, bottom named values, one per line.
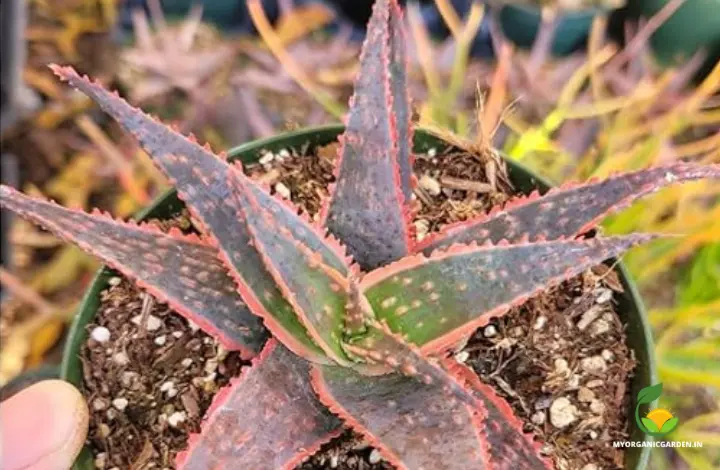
left=0, top=185, right=267, bottom=357
left=177, top=340, right=342, bottom=470
left=448, top=361, right=551, bottom=469
left=417, top=163, right=720, bottom=254
left=229, top=169, right=353, bottom=365
left=50, top=65, right=325, bottom=362
left=363, top=234, right=657, bottom=353
left=311, top=364, right=489, bottom=470
left=389, top=0, right=414, bottom=201
left=319, top=0, right=413, bottom=269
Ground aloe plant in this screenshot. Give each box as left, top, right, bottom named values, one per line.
left=1, top=1, right=718, bottom=468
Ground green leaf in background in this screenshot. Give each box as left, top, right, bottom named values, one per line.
left=660, top=417, right=680, bottom=434
left=637, top=383, right=663, bottom=405
left=642, top=417, right=662, bottom=433
left=679, top=243, right=720, bottom=307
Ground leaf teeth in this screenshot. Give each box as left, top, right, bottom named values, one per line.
left=445, top=361, right=552, bottom=469
left=321, top=0, right=413, bottom=270
left=389, top=0, right=414, bottom=201
left=363, top=234, right=657, bottom=354
left=417, top=162, right=720, bottom=254
left=177, top=340, right=342, bottom=470
left=310, top=360, right=491, bottom=470
left=229, top=168, right=353, bottom=365
left=52, top=64, right=334, bottom=362
left=0, top=185, right=267, bottom=357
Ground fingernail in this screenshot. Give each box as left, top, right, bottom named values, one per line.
left=1, top=380, right=88, bottom=470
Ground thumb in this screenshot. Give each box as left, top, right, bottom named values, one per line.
left=0, top=380, right=88, bottom=470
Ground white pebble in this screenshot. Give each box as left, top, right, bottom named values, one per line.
left=368, top=449, right=383, bottom=464
left=259, top=152, right=275, bottom=165
left=275, top=182, right=291, bottom=199
left=601, top=349, right=614, bottom=362
left=112, top=352, right=129, bottom=366
left=531, top=411, right=546, bottom=425
left=90, top=326, right=111, bottom=343
left=187, top=320, right=200, bottom=332
left=419, top=174, right=441, bottom=196
left=167, top=411, right=187, bottom=428
left=112, top=398, right=129, bottom=411
left=567, top=374, right=580, bottom=389
left=549, top=397, right=578, bottom=429
left=581, top=464, right=599, bottom=470
left=108, top=277, right=122, bottom=286
left=595, top=288, right=613, bottom=304
left=121, top=371, right=138, bottom=388
left=330, top=454, right=339, bottom=468
left=131, top=314, right=162, bottom=331
left=483, top=325, right=497, bottom=338
left=204, top=359, right=219, bottom=374
left=427, top=148, right=437, bottom=158
left=588, top=431, right=598, bottom=440
left=278, top=148, right=291, bottom=160
left=590, top=399, right=606, bottom=415
left=534, top=316, right=547, bottom=330
left=154, top=335, right=167, bottom=346
left=173, top=331, right=184, bottom=338
left=581, top=356, right=607, bottom=374
left=181, top=358, right=193, bottom=368
left=160, top=381, right=175, bottom=392
left=454, top=351, right=470, bottom=363
left=92, top=398, right=108, bottom=411
left=554, top=358, right=569, bottom=375
left=94, top=453, right=107, bottom=470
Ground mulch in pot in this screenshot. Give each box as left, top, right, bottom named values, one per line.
left=80, top=140, right=635, bottom=470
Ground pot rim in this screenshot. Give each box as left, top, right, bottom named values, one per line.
left=61, top=124, right=656, bottom=470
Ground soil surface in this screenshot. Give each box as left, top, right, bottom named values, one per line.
left=81, top=141, right=635, bottom=469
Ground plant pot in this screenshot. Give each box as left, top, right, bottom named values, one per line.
left=497, top=4, right=602, bottom=56
left=627, top=0, right=720, bottom=73
left=61, top=125, right=655, bottom=469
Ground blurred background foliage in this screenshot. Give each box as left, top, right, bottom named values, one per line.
left=0, top=0, right=717, bottom=467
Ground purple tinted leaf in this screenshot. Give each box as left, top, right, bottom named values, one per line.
left=50, top=65, right=325, bottom=362
left=389, top=0, right=414, bottom=201
left=363, top=234, right=656, bottom=354
left=229, top=169, right=353, bottom=365
left=0, top=185, right=266, bottom=357
left=320, top=0, right=412, bottom=270
left=311, top=362, right=490, bottom=470
left=447, top=361, right=551, bottom=469
left=177, top=340, right=342, bottom=470
left=417, top=163, right=720, bottom=254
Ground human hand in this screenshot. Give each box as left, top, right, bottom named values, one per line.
left=0, top=380, right=88, bottom=470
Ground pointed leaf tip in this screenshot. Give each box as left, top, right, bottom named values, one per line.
left=364, top=234, right=656, bottom=353
left=321, top=0, right=413, bottom=270
left=418, top=162, right=720, bottom=254
left=1, top=185, right=267, bottom=357
left=51, top=64, right=328, bottom=363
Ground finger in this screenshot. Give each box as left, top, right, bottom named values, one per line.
left=0, top=380, right=89, bottom=470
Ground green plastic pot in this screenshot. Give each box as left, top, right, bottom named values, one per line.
left=61, top=125, right=655, bottom=469
left=497, top=4, right=602, bottom=56
left=628, top=0, right=720, bottom=71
